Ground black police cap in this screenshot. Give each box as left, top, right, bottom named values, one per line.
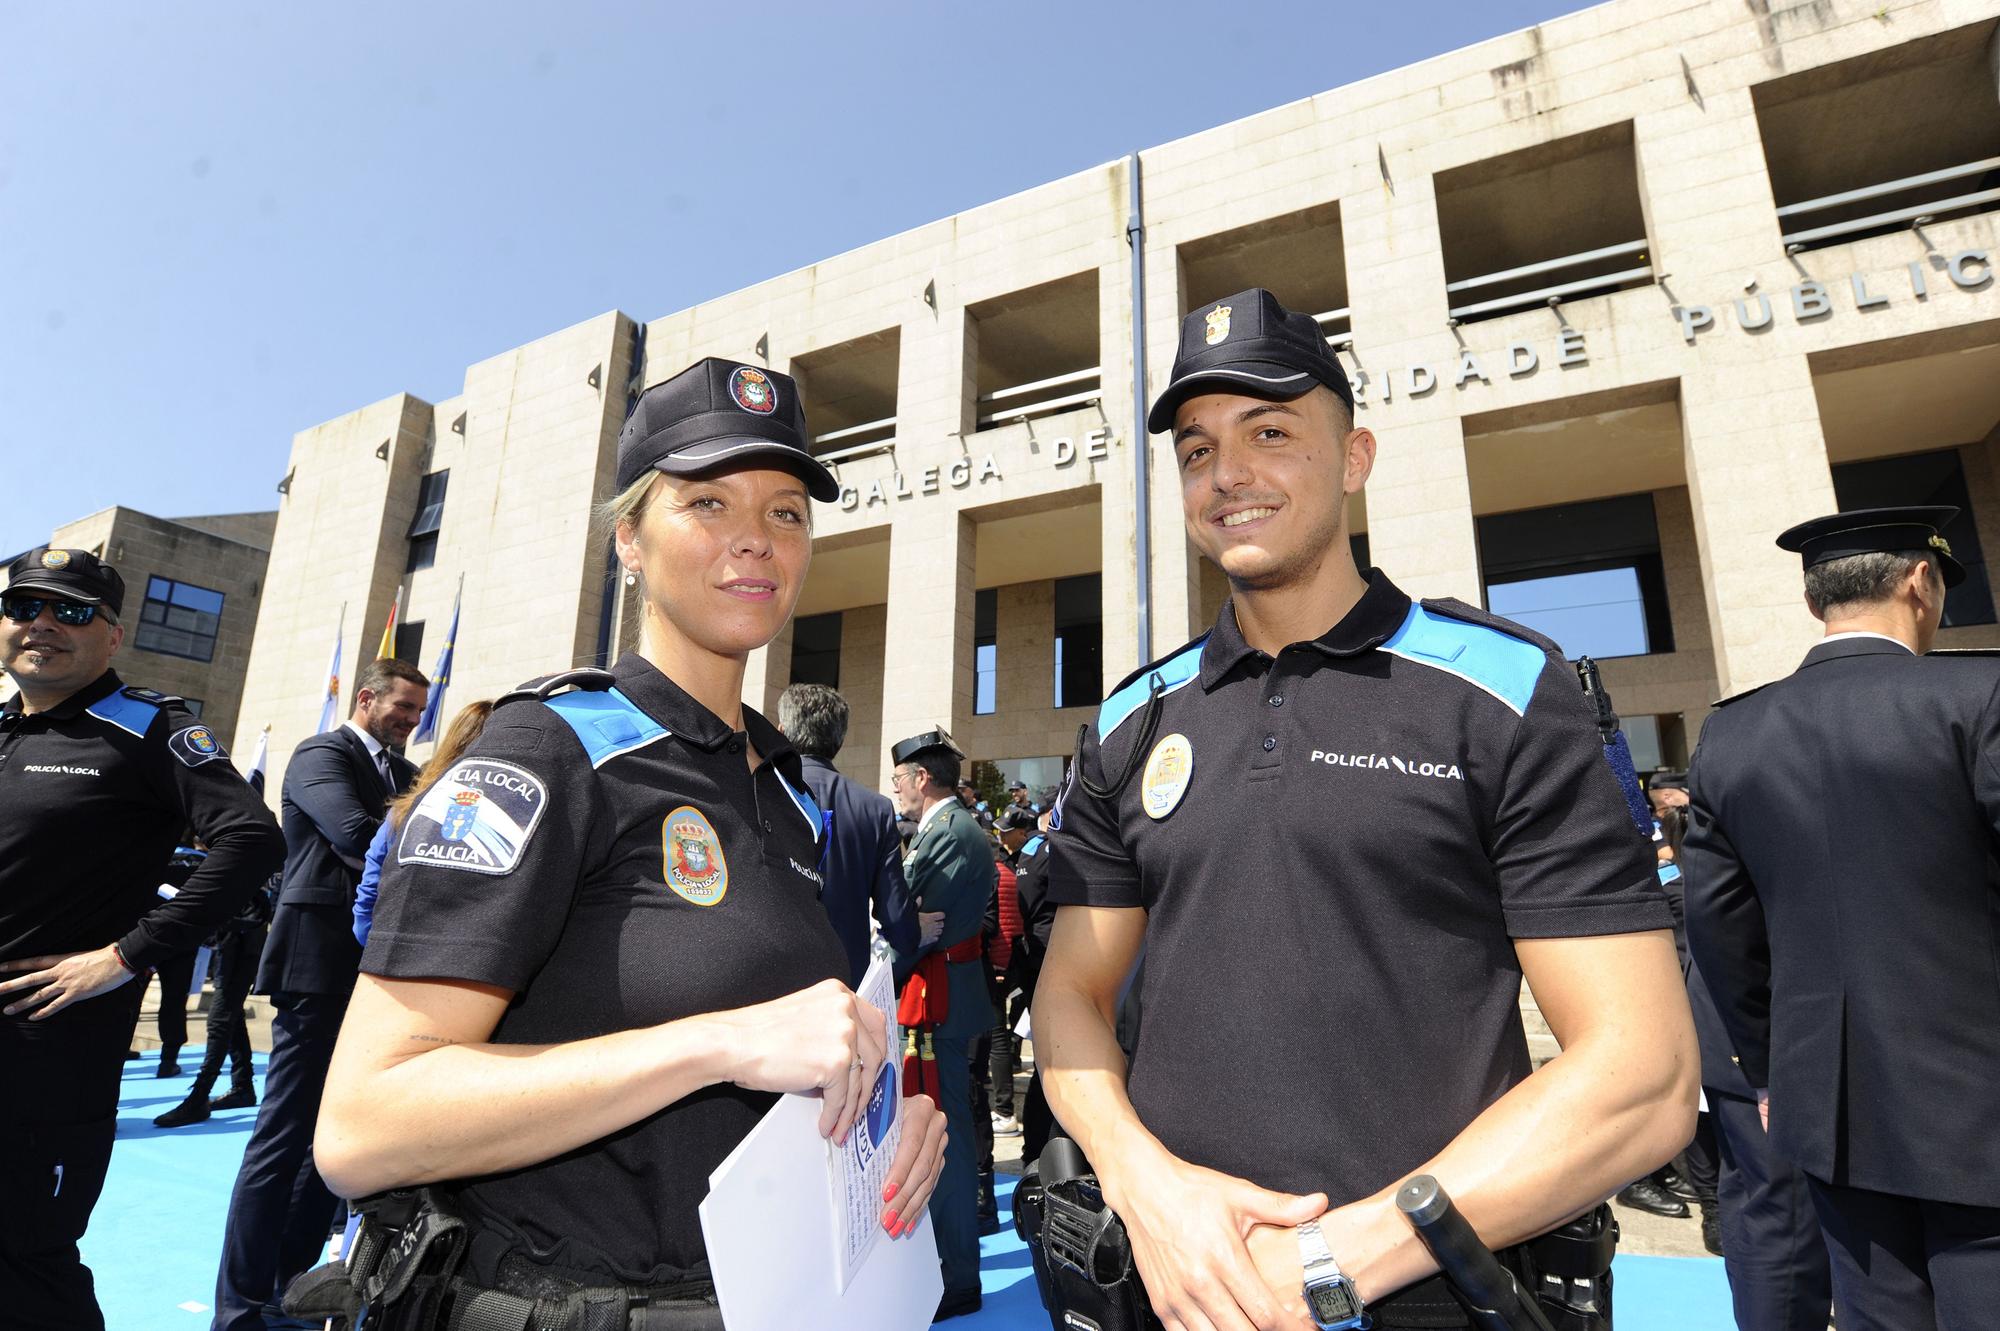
left=5, top=547, right=126, bottom=617
left=890, top=727, right=965, bottom=766
left=1147, top=287, right=1354, bottom=436
left=1776, top=506, right=1965, bottom=588
left=617, top=357, right=839, bottom=502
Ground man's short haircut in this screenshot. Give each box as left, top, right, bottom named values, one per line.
left=1803, top=550, right=1936, bottom=617
left=912, top=750, right=962, bottom=792
left=355, top=657, right=429, bottom=699
left=778, top=683, right=849, bottom=759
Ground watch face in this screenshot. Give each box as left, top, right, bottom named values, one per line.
left=1306, top=1278, right=1362, bottom=1328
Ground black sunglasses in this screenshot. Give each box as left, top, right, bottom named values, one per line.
left=2, top=594, right=109, bottom=627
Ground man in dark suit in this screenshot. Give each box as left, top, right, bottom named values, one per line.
left=212, top=657, right=425, bottom=1331
left=1685, top=506, right=2000, bottom=1331
left=775, top=683, right=932, bottom=984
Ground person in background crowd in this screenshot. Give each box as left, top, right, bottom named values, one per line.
left=891, top=727, right=997, bottom=1320
left=956, top=777, right=995, bottom=831
left=1007, top=779, right=1040, bottom=816
left=151, top=841, right=211, bottom=1076
left=0, top=546, right=284, bottom=1331
left=987, top=810, right=1033, bottom=1138
left=1009, top=808, right=1059, bottom=1162
left=211, top=656, right=426, bottom=1331
left=155, top=864, right=279, bottom=1129
left=350, top=700, right=494, bottom=948
left=775, top=682, right=936, bottom=986
left=1651, top=802, right=1721, bottom=1253
left=1686, top=506, right=1999, bottom=1331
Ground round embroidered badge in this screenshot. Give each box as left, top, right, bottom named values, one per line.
left=662, top=805, right=730, bottom=905
left=728, top=366, right=778, bottom=415
left=1141, top=733, right=1194, bottom=820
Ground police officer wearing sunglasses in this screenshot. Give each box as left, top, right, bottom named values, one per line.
left=307, top=360, right=948, bottom=1330
left=0, top=547, right=285, bottom=1330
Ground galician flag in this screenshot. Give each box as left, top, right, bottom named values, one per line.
left=411, top=582, right=461, bottom=745
left=376, top=587, right=402, bottom=659
left=316, top=609, right=345, bottom=734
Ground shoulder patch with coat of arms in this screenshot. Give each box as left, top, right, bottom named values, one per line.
left=168, top=725, right=228, bottom=767
left=398, top=758, right=549, bottom=875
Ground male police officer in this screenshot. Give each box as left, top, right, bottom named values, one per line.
left=891, top=728, right=997, bottom=1319
left=1684, top=507, right=2000, bottom=1331
left=1036, top=290, right=1697, bottom=1331
left=0, top=547, right=284, bottom=1330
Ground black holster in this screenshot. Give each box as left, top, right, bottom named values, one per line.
left=1015, top=1148, right=1616, bottom=1331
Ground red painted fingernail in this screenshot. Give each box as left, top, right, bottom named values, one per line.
left=883, top=1210, right=900, bottom=1234
left=882, top=1182, right=899, bottom=1203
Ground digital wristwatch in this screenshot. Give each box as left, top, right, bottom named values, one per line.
left=1297, top=1219, right=1368, bottom=1330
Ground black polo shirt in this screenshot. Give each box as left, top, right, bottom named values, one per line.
left=0, top=669, right=284, bottom=968
left=1047, top=570, right=1668, bottom=1203
left=363, top=652, right=847, bottom=1284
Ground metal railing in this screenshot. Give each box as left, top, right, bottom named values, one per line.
left=1777, top=155, right=2000, bottom=250
left=1314, top=306, right=1353, bottom=347
left=1445, top=239, right=1653, bottom=321
left=811, top=414, right=897, bottom=464
left=976, top=366, right=1101, bottom=429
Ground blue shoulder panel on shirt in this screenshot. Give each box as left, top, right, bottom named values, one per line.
left=776, top=773, right=822, bottom=841
left=542, top=687, right=670, bottom=768
left=1096, top=638, right=1207, bottom=740
left=1021, top=833, right=1046, bottom=857
left=1379, top=603, right=1544, bottom=717
left=85, top=690, right=161, bottom=738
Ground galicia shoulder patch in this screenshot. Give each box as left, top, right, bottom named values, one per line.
left=397, top=758, right=550, bottom=875
left=168, top=724, right=229, bottom=767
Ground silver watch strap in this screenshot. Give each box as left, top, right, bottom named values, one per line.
left=1297, top=1217, right=1340, bottom=1277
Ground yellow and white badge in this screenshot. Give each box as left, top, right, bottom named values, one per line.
left=1140, top=733, right=1194, bottom=820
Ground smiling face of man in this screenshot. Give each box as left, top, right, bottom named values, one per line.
left=1171, top=385, right=1376, bottom=595
left=0, top=595, right=123, bottom=708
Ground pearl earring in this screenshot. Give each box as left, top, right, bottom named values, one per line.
left=623, top=572, right=637, bottom=587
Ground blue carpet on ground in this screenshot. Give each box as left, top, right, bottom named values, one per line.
left=92, top=1064, right=1738, bottom=1329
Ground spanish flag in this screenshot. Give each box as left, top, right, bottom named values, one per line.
left=376, top=587, right=402, bottom=660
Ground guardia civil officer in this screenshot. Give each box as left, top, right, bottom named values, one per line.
left=1035, top=290, right=1698, bottom=1331
left=890, top=727, right=998, bottom=1318
left=313, top=359, right=947, bottom=1329
left=0, top=547, right=285, bottom=1330
left=1683, top=507, right=2000, bottom=1330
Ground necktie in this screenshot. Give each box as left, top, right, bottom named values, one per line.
left=377, top=751, right=395, bottom=794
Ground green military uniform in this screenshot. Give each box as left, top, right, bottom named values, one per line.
left=894, top=739, right=996, bottom=1309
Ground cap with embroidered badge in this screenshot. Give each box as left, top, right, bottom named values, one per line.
left=616, top=357, right=839, bottom=502
left=4, top=547, right=126, bottom=617
left=1775, top=506, right=1965, bottom=588
left=1147, top=287, right=1354, bottom=436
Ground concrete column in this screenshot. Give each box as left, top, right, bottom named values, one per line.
left=877, top=511, right=976, bottom=787
left=1095, top=251, right=1148, bottom=680
left=835, top=604, right=889, bottom=788
left=742, top=620, right=793, bottom=718
left=1339, top=172, right=1482, bottom=602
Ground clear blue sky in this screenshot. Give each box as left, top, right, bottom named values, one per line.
left=1, top=1, right=1576, bottom=558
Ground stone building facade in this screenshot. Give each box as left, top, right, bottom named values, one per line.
left=237, top=0, right=2000, bottom=803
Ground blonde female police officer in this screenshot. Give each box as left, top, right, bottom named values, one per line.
left=313, top=359, right=948, bottom=1327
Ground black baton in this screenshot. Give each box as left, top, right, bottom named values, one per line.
left=1395, top=1175, right=1554, bottom=1331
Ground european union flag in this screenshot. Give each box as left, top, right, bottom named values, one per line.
left=412, top=585, right=460, bottom=745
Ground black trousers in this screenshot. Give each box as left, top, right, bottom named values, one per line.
left=155, top=947, right=198, bottom=1057
left=212, top=989, right=349, bottom=1331
left=190, top=928, right=263, bottom=1098
left=1709, top=1088, right=1831, bottom=1331
left=0, top=980, right=145, bottom=1331
left=1678, top=1108, right=1719, bottom=1203
left=1806, top=1174, right=2000, bottom=1331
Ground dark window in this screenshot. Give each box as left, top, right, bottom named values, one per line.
left=134, top=576, right=226, bottom=663
left=1830, top=449, right=1996, bottom=627
left=394, top=620, right=426, bottom=666
left=790, top=611, right=842, bottom=689
left=408, top=470, right=449, bottom=538
left=405, top=532, right=438, bottom=573
left=181, top=697, right=205, bottom=718
left=1054, top=574, right=1103, bottom=709
left=974, top=589, right=998, bottom=716
left=1478, top=493, right=1675, bottom=660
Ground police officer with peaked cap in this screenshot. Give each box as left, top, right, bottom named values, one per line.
left=308, top=358, right=947, bottom=1328
left=1684, top=506, right=2000, bottom=1330
left=0, top=547, right=285, bottom=1330
left=1035, top=289, right=1697, bottom=1331
left=889, top=725, right=997, bottom=1319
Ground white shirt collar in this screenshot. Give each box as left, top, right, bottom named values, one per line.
left=918, top=796, right=955, bottom=835
left=343, top=719, right=387, bottom=759
left=1819, top=630, right=1915, bottom=654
